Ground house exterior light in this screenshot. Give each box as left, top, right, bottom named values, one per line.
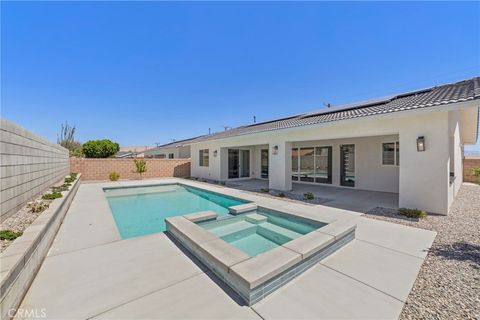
left=417, top=136, right=425, bottom=152
left=213, top=150, right=218, bottom=157
left=272, top=145, right=279, bottom=155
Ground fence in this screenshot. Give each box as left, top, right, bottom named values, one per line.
left=463, top=156, right=480, bottom=183
left=0, top=119, right=69, bottom=221
left=70, top=158, right=191, bottom=181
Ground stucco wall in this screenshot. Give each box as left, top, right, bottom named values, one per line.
left=0, top=119, right=69, bottom=221
left=190, top=105, right=477, bottom=214
left=70, top=158, right=190, bottom=180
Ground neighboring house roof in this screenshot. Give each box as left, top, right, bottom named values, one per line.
left=188, top=77, right=480, bottom=144
left=145, top=136, right=205, bottom=154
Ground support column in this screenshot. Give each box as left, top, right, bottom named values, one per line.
left=268, top=141, right=292, bottom=191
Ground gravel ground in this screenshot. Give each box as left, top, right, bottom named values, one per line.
left=0, top=196, right=52, bottom=253
left=366, top=183, right=480, bottom=320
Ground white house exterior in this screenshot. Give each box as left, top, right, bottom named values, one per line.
left=188, top=78, right=479, bottom=215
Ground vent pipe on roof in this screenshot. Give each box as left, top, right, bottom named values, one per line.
left=253, top=115, right=256, bottom=123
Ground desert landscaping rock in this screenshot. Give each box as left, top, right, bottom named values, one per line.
left=366, top=183, right=480, bottom=320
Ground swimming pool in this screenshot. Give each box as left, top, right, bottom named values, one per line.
left=200, top=210, right=324, bottom=256
left=104, top=184, right=247, bottom=239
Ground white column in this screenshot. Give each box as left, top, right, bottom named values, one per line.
left=398, top=112, right=450, bottom=214
left=268, top=141, right=292, bottom=191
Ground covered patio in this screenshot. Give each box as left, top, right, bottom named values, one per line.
left=226, top=179, right=399, bottom=213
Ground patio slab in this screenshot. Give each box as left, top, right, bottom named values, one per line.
left=321, top=240, right=425, bottom=302
left=92, top=273, right=260, bottom=320
left=253, top=264, right=404, bottom=319
left=18, top=233, right=204, bottom=319
left=13, top=178, right=435, bottom=320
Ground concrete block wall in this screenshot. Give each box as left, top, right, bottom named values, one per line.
left=70, top=158, right=191, bottom=180
left=0, top=119, right=69, bottom=221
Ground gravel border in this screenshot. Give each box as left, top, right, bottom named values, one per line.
left=366, top=183, right=480, bottom=320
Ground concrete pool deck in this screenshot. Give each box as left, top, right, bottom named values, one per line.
left=14, top=178, right=436, bottom=319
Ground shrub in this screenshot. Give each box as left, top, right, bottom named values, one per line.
left=42, top=192, right=63, bottom=200
left=399, top=208, right=427, bottom=219
left=303, top=192, right=314, bottom=200
left=134, top=159, right=147, bottom=179
left=51, top=184, right=69, bottom=192
left=64, top=173, right=78, bottom=183
left=82, top=139, right=120, bottom=158
left=277, top=192, right=286, bottom=198
left=109, top=172, right=120, bottom=181
left=471, top=167, right=480, bottom=183
left=0, top=230, right=23, bottom=241
left=260, top=188, right=269, bottom=193
left=27, top=201, right=50, bottom=213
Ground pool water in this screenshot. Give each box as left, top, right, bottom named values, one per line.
left=105, top=184, right=246, bottom=239
left=200, top=211, right=324, bottom=256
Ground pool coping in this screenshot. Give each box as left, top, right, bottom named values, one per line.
left=166, top=208, right=356, bottom=305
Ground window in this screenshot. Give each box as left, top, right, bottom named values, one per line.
left=291, top=148, right=299, bottom=181
left=382, top=142, right=399, bottom=166
left=155, top=154, right=166, bottom=159
left=168, top=153, right=174, bottom=159
left=199, top=149, right=209, bottom=167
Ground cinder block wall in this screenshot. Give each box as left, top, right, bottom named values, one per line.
left=0, top=119, right=69, bottom=221
left=70, top=158, right=191, bottom=181
left=463, top=156, right=480, bottom=183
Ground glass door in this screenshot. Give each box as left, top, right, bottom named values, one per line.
left=299, top=148, right=315, bottom=182
left=315, top=146, right=332, bottom=183
left=228, top=149, right=239, bottom=179
left=340, top=145, right=355, bottom=187
left=240, top=150, right=250, bottom=178
left=261, top=149, right=269, bottom=179
left=292, top=148, right=299, bottom=181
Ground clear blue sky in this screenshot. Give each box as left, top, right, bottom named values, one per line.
left=2, top=1, right=480, bottom=151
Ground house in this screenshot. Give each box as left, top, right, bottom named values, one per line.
left=187, top=77, right=480, bottom=215
left=144, top=136, right=203, bottom=159
left=115, top=146, right=153, bottom=158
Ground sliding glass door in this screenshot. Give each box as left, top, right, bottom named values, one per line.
left=315, top=146, right=332, bottom=183
left=291, top=146, right=332, bottom=184
left=228, top=149, right=250, bottom=179
left=340, top=144, right=355, bottom=187
left=261, top=149, right=269, bottom=179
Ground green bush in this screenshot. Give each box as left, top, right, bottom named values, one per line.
left=27, top=201, right=50, bottom=213
left=134, top=159, right=147, bottom=179
left=471, top=167, right=480, bottom=183
left=0, top=230, right=23, bottom=241
left=303, top=192, right=314, bottom=200
left=260, top=188, right=269, bottom=193
left=277, top=192, right=286, bottom=198
left=42, top=192, right=63, bottom=200
left=399, top=208, right=427, bottom=219
left=51, top=184, right=70, bottom=192
left=109, top=172, right=120, bottom=181
left=64, top=173, right=78, bottom=183
left=82, top=140, right=120, bottom=158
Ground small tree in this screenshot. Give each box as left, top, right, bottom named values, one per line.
left=57, top=121, right=83, bottom=157
left=471, top=167, right=480, bottom=183
left=82, top=140, right=120, bottom=158
left=134, top=159, right=147, bottom=179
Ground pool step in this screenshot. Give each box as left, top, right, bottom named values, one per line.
left=209, top=221, right=255, bottom=238
left=257, top=222, right=303, bottom=241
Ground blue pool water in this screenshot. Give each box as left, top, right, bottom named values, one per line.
left=200, top=210, right=324, bottom=256
left=105, top=184, right=246, bottom=239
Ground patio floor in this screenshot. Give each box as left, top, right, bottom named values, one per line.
left=15, top=178, right=434, bottom=320
left=226, top=179, right=399, bottom=212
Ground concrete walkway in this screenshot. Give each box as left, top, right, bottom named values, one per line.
left=226, top=179, right=399, bottom=212
left=15, top=178, right=435, bottom=319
